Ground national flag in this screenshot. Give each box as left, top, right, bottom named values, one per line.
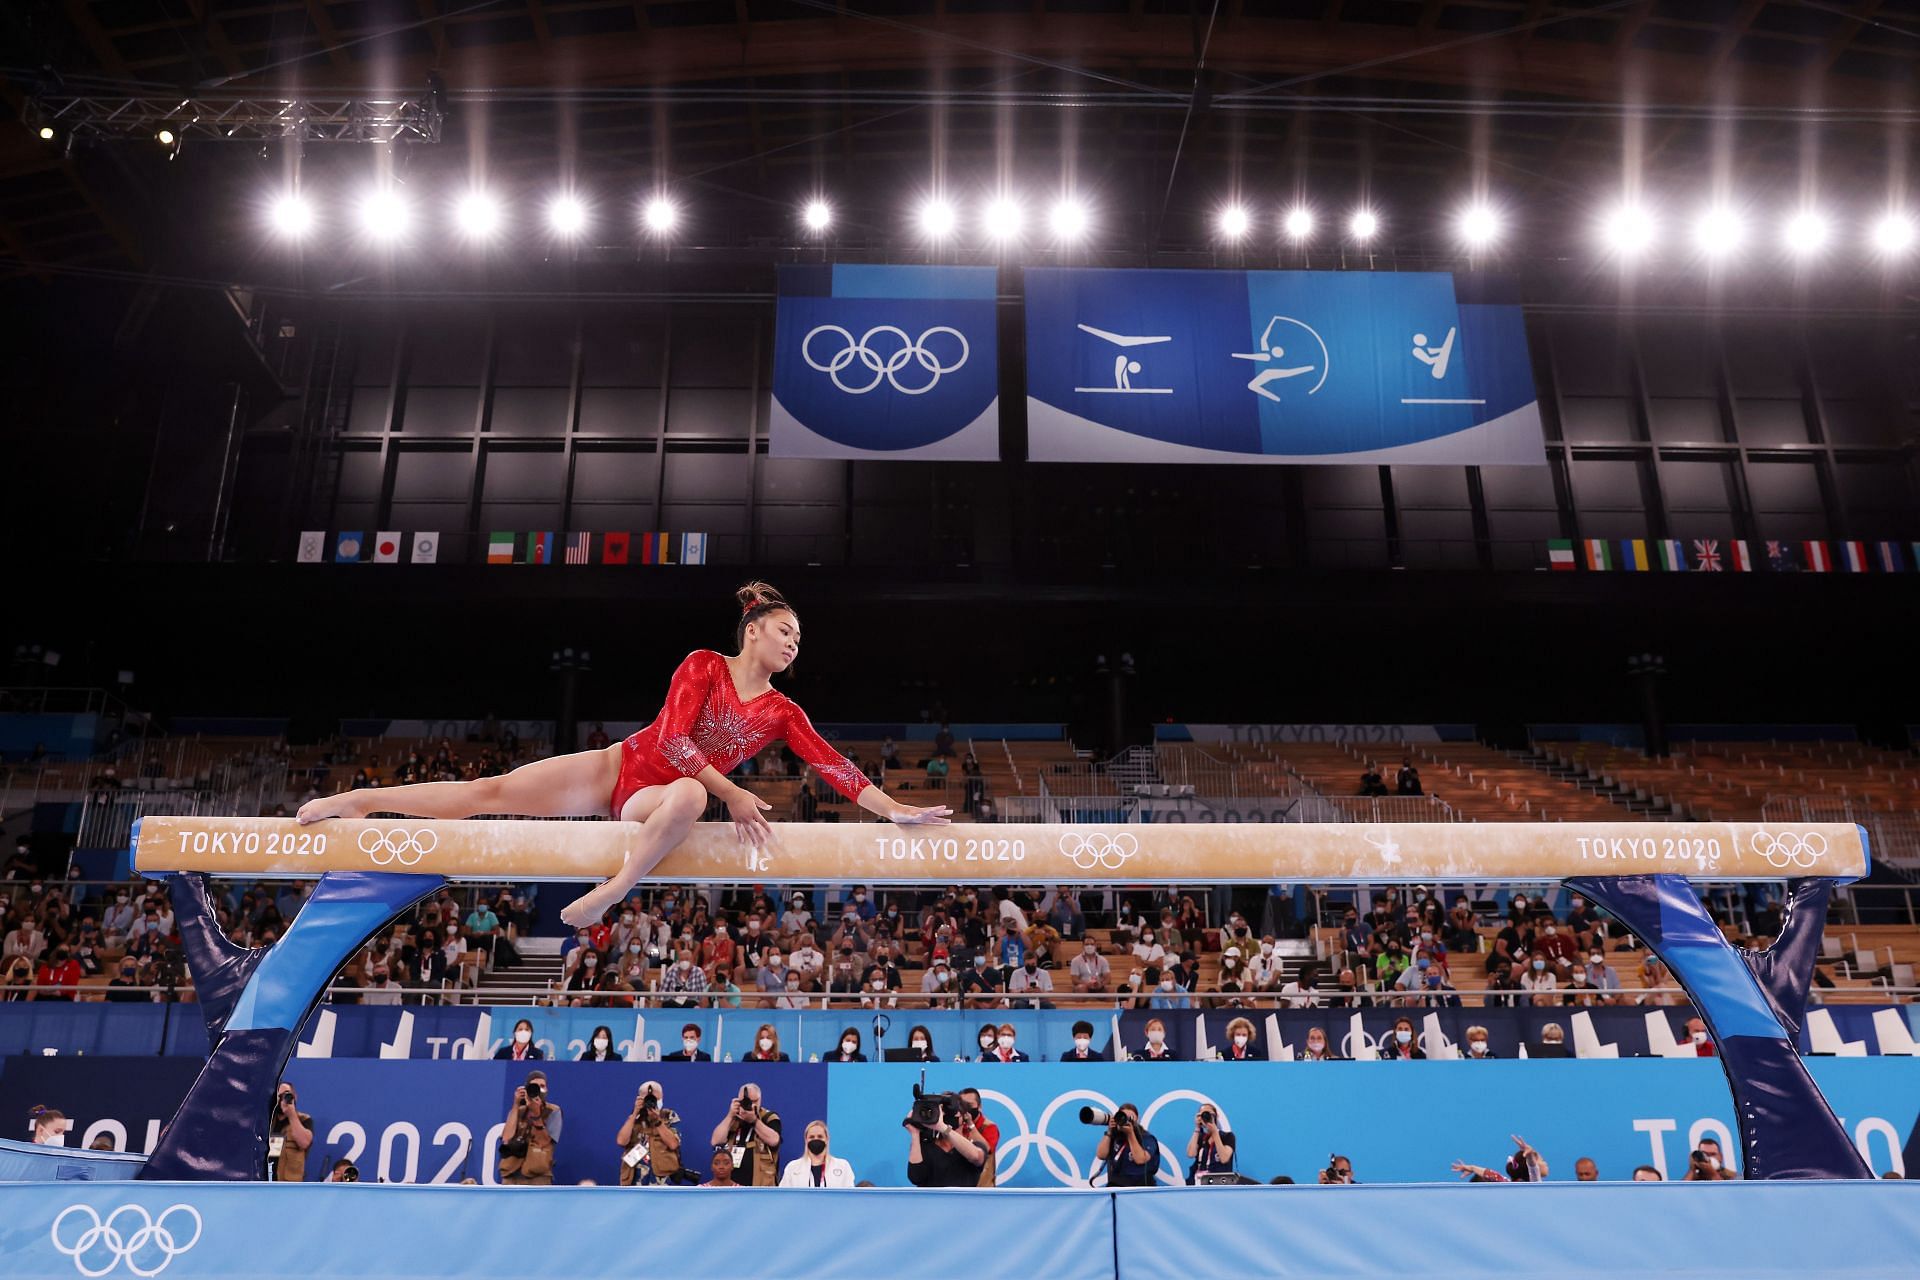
left=297, top=531, right=325, bottom=563
left=1654, top=539, right=1686, bottom=572
left=1691, top=540, right=1723, bottom=572
left=523, top=532, right=555, bottom=565
left=411, top=533, right=438, bottom=564
left=1803, top=540, right=1832, bottom=573
left=682, top=532, right=708, bottom=565
left=1617, top=539, right=1650, bottom=572
left=334, top=532, right=363, bottom=563
left=1766, top=541, right=1800, bottom=572
left=640, top=532, right=676, bottom=565
left=1875, top=541, right=1906, bottom=573
left=1730, top=540, right=1754, bottom=572
left=1583, top=539, right=1613, bottom=571
left=373, top=532, right=401, bottom=563
left=602, top=531, right=630, bottom=565
left=1839, top=541, right=1869, bottom=573
left=1547, top=539, right=1575, bottom=571
left=487, top=532, right=515, bottom=564
left=564, top=532, right=591, bottom=564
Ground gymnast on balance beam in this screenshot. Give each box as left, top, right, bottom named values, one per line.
left=297, top=581, right=952, bottom=926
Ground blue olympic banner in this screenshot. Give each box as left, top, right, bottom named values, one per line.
left=1025, top=267, right=1544, bottom=465
left=770, top=264, right=1000, bottom=460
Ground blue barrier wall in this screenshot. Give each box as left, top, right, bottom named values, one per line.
left=0, top=1180, right=1914, bottom=1280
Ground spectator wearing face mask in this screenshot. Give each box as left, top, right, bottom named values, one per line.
left=1061, top=1020, right=1101, bottom=1061
left=827, top=1027, right=866, bottom=1062
left=778, top=894, right=814, bottom=945
left=494, top=1017, right=544, bottom=1060
left=1248, top=938, right=1282, bottom=992
left=579, top=1024, right=622, bottom=1061
left=1068, top=939, right=1110, bottom=994
left=1683, top=1136, right=1736, bottom=1180
left=1218, top=1016, right=1259, bottom=1061
left=1008, top=954, right=1054, bottom=1008
left=1379, top=1016, right=1425, bottom=1060
left=29, top=1104, right=70, bottom=1146
left=1374, top=939, right=1411, bottom=992
left=1532, top=917, right=1580, bottom=976
left=1684, top=1017, right=1716, bottom=1057
left=102, top=890, right=137, bottom=943
left=1146, top=966, right=1190, bottom=1010
left=658, top=950, right=710, bottom=1009
left=1537, top=1023, right=1570, bottom=1055
left=1131, top=928, right=1167, bottom=969
left=960, top=952, right=1004, bottom=1007
left=969, top=1023, right=998, bottom=1061
left=662, top=1023, right=712, bottom=1062
left=1583, top=951, right=1622, bottom=1002
left=788, top=933, right=825, bottom=986
left=902, top=1024, right=939, bottom=1061
left=780, top=1120, right=857, bottom=1187
left=1133, top=1017, right=1179, bottom=1061
left=774, top=969, right=812, bottom=1010
left=1521, top=956, right=1560, bottom=1006
left=617, top=1081, right=685, bottom=1185
left=1444, top=899, right=1480, bottom=956
left=1299, top=1026, right=1339, bottom=1061
left=105, top=957, right=148, bottom=1003
left=34, top=945, right=83, bottom=1001
left=981, top=1023, right=1026, bottom=1063
left=1462, top=1025, right=1496, bottom=1058
left=745, top=1023, right=790, bottom=1062
left=920, top=954, right=956, bottom=1005
left=1564, top=893, right=1602, bottom=949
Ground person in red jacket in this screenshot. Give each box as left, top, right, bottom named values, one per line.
left=34, top=948, right=83, bottom=1001
left=300, top=581, right=950, bottom=924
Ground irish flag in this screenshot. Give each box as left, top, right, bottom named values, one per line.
left=487, top=532, right=515, bottom=564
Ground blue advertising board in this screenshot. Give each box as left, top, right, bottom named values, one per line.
left=770, top=264, right=1000, bottom=460
left=1025, top=267, right=1544, bottom=464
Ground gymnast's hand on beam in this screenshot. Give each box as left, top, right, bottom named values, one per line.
left=725, top=786, right=775, bottom=847
left=885, top=802, right=953, bottom=826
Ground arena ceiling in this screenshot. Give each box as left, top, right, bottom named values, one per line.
left=1, top=1, right=1916, bottom=274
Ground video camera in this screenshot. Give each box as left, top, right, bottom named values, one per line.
left=907, top=1083, right=963, bottom=1133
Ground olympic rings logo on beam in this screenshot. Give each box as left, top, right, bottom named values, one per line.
left=981, top=1087, right=1227, bottom=1187
left=1058, top=831, right=1139, bottom=872
left=357, top=827, right=438, bottom=867
left=1749, top=830, right=1827, bottom=870
left=50, top=1204, right=203, bottom=1277
left=801, top=324, right=970, bottom=395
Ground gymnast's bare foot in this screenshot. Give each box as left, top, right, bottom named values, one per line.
left=559, top=883, right=623, bottom=929
left=297, top=792, right=368, bottom=825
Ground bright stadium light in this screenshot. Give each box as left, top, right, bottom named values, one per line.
left=1871, top=211, right=1916, bottom=256
left=643, top=195, right=679, bottom=234
left=360, top=189, right=409, bottom=241
left=38, top=125, right=55, bottom=142
left=156, top=128, right=176, bottom=147
left=803, top=199, right=832, bottom=232
left=982, top=196, right=1023, bottom=242
left=1457, top=202, right=1501, bottom=250
left=1282, top=205, right=1315, bottom=242
left=1049, top=197, right=1089, bottom=242
left=1782, top=208, right=1830, bottom=257
left=1348, top=208, right=1379, bottom=242
left=548, top=195, right=588, bottom=237
left=1692, top=204, right=1745, bottom=259
left=269, top=193, right=314, bottom=239
left=455, top=191, right=503, bottom=240
left=1217, top=204, right=1252, bottom=240
left=918, top=198, right=957, bottom=239
left=1600, top=203, right=1656, bottom=257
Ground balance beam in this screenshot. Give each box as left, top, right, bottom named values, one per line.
left=130, top=816, right=1868, bottom=884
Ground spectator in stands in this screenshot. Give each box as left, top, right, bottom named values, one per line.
left=826, top=950, right=863, bottom=1003
left=1403, top=957, right=1460, bottom=1008
left=1358, top=763, right=1389, bottom=797
left=925, top=755, right=950, bottom=788
left=361, top=957, right=403, bottom=1006
left=984, top=1023, right=1027, bottom=1063
left=710, top=1083, right=782, bottom=1185
left=1638, top=955, right=1681, bottom=1006
left=1038, top=887, right=1084, bottom=940
left=1060, top=1020, right=1101, bottom=1062
left=789, top=933, right=825, bottom=989
left=1187, top=1106, right=1236, bottom=1182
left=745, top=1023, right=790, bottom=1062
left=1325, top=967, right=1366, bottom=1008
left=1009, top=954, right=1054, bottom=1008
left=881, top=738, right=902, bottom=770
left=1538, top=1023, right=1569, bottom=1055
left=1096, top=1103, right=1162, bottom=1187
left=106, top=957, right=147, bottom=1003
left=1533, top=917, right=1580, bottom=976
left=403, top=927, right=450, bottom=1004
left=1219, top=1016, right=1259, bottom=1061
left=33, top=945, right=81, bottom=1001
left=1379, top=1016, right=1425, bottom=1060
left=579, top=1025, right=621, bottom=1062
left=1247, top=938, right=1282, bottom=994
left=1443, top=897, right=1480, bottom=955
left=774, top=971, right=812, bottom=1010
left=1633, top=1165, right=1663, bottom=1181
left=961, top=952, right=1004, bottom=1007
left=662, top=1024, right=712, bottom=1062
left=757, top=946, right=790, bottom=997
left=1069, top=939, right=1110, bottom=994
left=920, top=954, right=955, bottom=1004
left=826, top=1027, right=867, bottom=1063
left=1133, top=1018, right=1179, bottom=1061
left=1575, top=1157, right=1600, bottom=1182
left=70, top=922, right=102, bottom=978
left=904, top=1025, right=939, bottom=1061
left=464, top=898, right=517, bottom=971
left=4, top=840, right=35, bottom=878
left=268, top=1085, right=313, bottom=1182
left=1300, top=1026, right=1338, bottom=1061
left=970, top=1024, right=1000, bottom=1061
left=1374, top=938, right=1411, bottom=992
left=659, top=951, right=710, bottom=1009
left=1130, top=926, right=1167, bottom=970
left=617, top=1081, right=684, bottom=1185
left=781, top=1120, right=856, bottom=1187
left=1684, top=1017, right=1716, bottom=1057
left=778, top=894, right=813, bottom=946
left=1564, top=893, right=1602, bottom=948
left=1395, top=759, right=1423, bottom=796
left=500, top=1072, right=561, bottom=1185
left=3, top=916, right=46, bottom=967
left=933, top=724, right=956, bottom=757
left=1148, top=966, right=1191, bottom=1010
left=1684, top=1137, right=1736, bottom=1180
left=102, top=890, right=136, bottom=945
left=1463, top=1025, right=1495, bottom=1058
left=1522, top=957, right=1560, bottom=1006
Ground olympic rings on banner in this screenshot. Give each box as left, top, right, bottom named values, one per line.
left=1057, top=831, right=1138, bottom=872
left=1749, top=830, right=1826, bottom=871
left=801, top=324, right=970, bottom=395
left=50, top=1203, right=203, bottom=1277
left=358, top=827, right=438, bottom=867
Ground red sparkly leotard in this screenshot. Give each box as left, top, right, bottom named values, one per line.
left=610, top=649, right=871, bottom=818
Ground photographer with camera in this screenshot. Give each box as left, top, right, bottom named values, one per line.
left=1318, top=1154, right=1355, bottom=1185
left=616, top=1080, right=688, bottom=1186
left=1089, top=1103, right=1161, bottom=1187
left=500, top=1070, right=564, bottom=1185
left=708, top=1082, right=782, bottom=1186
left=322, top=1158, right=360, bottom=1183
left=267, top=1083, right=314, bottom=1182
left=1683, top=1136, right=1737, bottom=1180
left=904, top=1087, right=987, bottom=1188
left=1185, top=1105, right=1236, bottom=1183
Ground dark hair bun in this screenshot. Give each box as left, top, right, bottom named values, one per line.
left=735, top=581, right=789, bottom=614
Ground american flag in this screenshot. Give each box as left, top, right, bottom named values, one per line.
left=1691, top=539, right=1722, bottom=572
left=563, top=531, right=591, bottom=564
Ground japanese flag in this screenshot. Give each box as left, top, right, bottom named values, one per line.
left=373, top=532, right=402, bottom=563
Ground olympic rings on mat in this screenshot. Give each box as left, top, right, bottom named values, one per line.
left=50, top=1203, right=203, bottom=1277
left=357, top=826, right=438, bottom=866
left=1057, top=831, right=1139, bottom=872
left=1748, top=830, right=1827, bottom=870
left=801, top=324, right=970, bottom=395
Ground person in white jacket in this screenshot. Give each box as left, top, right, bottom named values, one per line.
left=778, top=1120, right=857, bottom=1188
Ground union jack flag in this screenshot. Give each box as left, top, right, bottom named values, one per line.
left=1691, top=539, right=1722, bottom=572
